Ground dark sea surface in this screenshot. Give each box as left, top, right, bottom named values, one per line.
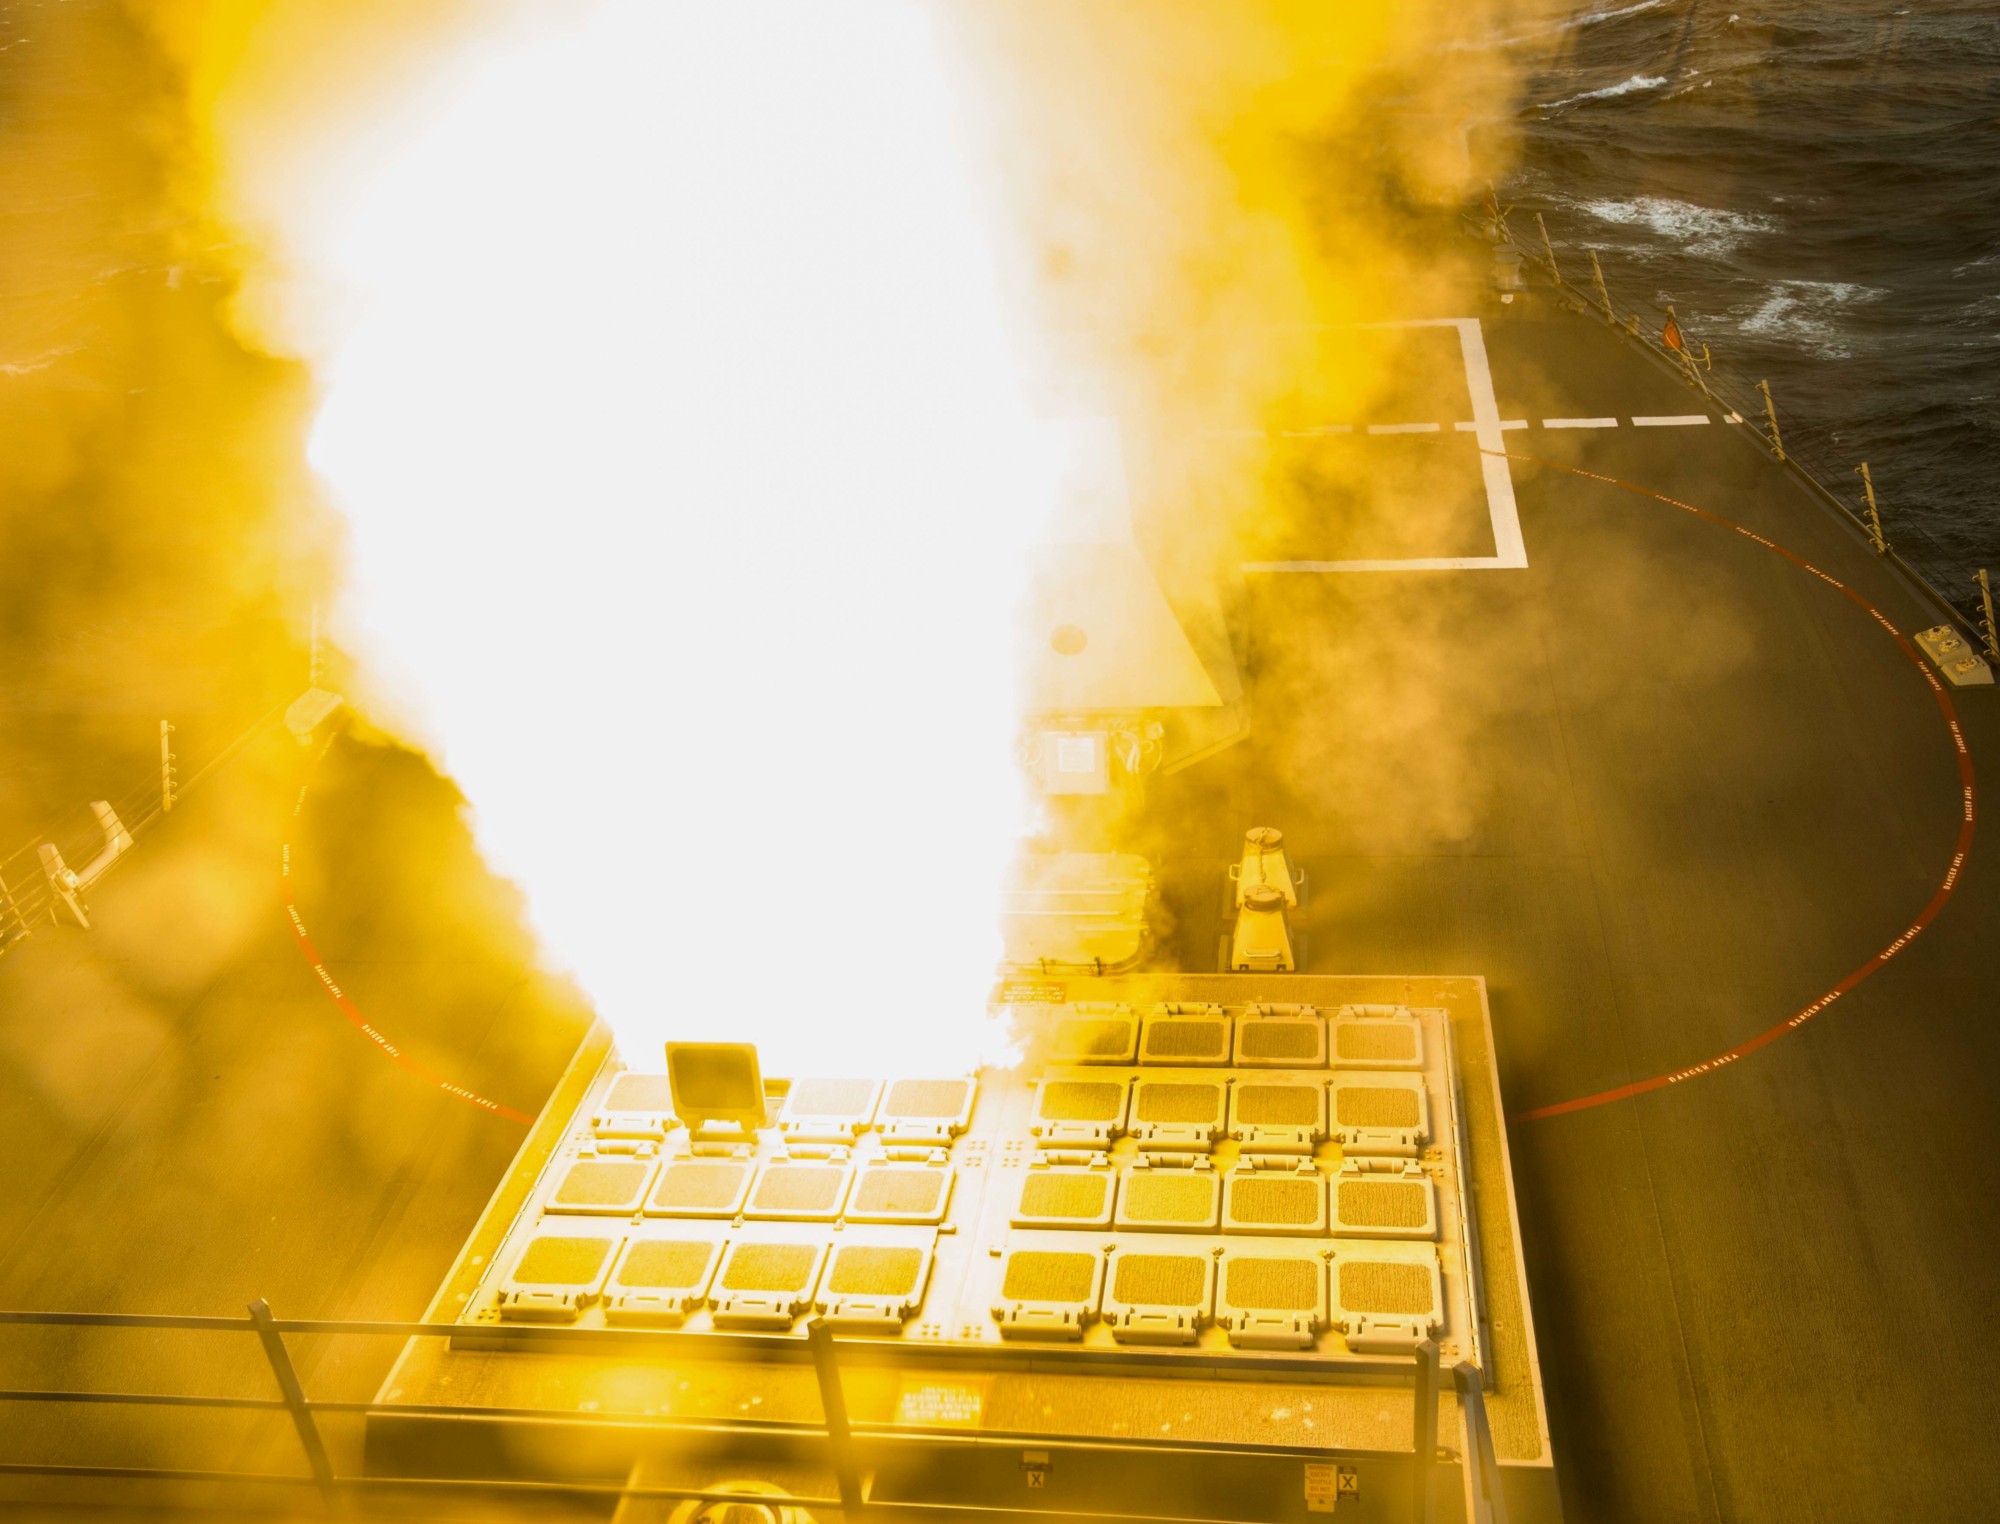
left=1484, top=1, right=2000, bottom=612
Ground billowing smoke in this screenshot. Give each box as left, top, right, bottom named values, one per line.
left=112, top=0, right=1555, bottom=1075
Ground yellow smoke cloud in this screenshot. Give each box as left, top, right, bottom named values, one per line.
left=123, top=0, right=1550, bottom=1074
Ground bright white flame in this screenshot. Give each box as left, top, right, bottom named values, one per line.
left=307, top=1, right=1050, bottom=1073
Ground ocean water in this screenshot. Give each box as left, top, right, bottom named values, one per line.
left=1484, top=1, right=2000, bottom=611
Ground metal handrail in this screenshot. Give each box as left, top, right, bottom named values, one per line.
left=1504, top=204, right=1982, bottom=644
left=0, top=1300, right=1491, bottom=1521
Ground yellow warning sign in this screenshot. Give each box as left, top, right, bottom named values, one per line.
left=1303, top=1462, right=1338, bottom=1513
left=1303, top=1462, right=1358, bottom=1513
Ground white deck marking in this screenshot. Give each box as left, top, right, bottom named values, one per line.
left=1279, top=425, right=1353, bottom=437
left=1632, top=414, right=1711, bottom=427
left=1453, top=420, right=1528, bottom=432
left=1367, top=422, right=1441, bottom=435
left=1541, top=417, right=1619, bottom=429
left=1243, top=317, right=1528, bottom=574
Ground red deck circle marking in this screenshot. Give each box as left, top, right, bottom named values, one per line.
left=281, top=732, right=534, bottom=1126
left=1489, top=451, right=1978, bottom=1122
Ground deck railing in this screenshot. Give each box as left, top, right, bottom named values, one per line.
left=1501, top=201, right=1987, bottom=651
left=0, top=1302, right=1504, bottom=1522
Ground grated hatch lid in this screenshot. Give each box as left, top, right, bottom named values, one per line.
left=605, top=1229, right=727, bottom=1326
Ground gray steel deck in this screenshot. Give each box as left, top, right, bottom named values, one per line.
left=1149, top=300, right=1999, bottom=1522
left=0, top=292, right=1994, bottom=1522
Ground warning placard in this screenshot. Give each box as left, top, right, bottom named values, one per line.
left=1303, top=1463, right=1338, bottom=1513
left=995, top=980, right=1066, bottom=1006
left=1303, top=1462, right=1358, bottom=1513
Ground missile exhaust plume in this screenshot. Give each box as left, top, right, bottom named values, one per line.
left=123, top=0, right=1551, bottom=1075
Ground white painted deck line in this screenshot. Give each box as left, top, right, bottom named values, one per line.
left=1542, top=417, right=1619, bottom=429
left=1279, top=425, right=1353, bottom=437
left=1368, top=422, right=1442, bottom=435
left=1632, top=415, right=1711, bottom=427
left=1242, top=556, right=1515, bottom=573
left=1454, top=420, right=1529, bottom=432
left=1245, top=318, right=1528, bottom=574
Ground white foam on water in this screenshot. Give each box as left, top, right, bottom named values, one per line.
left=1735, top=280, right=1889, bottom=358
left=1538, top=74, right=1669, bottom=112
left=1566, top=1, right=1668, bottom=30
left=1577, top=195, right=1776, bottom=257
left=1458, top=0, right=1664, bottom=51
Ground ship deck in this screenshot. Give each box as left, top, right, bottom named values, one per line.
left=2, top=285, right=1998, bottom=1522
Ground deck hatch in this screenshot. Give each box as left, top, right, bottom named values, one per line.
left=1222, top=1170, right=1328, bottom=1236
left=777, top=1078, right=882, bottom=1143
left=1330, top=1243, right=1443, bottom=1353
left=546, top=1158, right=656, bottom=1216
left=1114, top=1167, right=1221, bottom=1231
left=496, top=1232, right=620, bottom=1323
left=710, top=1236, right=827, bottom=1328
left=1234, top=1011, right=1327, bottom=1068
left=1046, top=1005, right=1138, bottom=1065
left=877, top=1078, right=977, bottom=1143
left=1129, top=1078, right=1226, bottom=1150
left=605, top=1232, right=725, bottom=1325
left=744, top=1162, right=853, bottom=1222
left=1330, top=1165, right=1438, bottom=1240
left=1228, top=1079, right=1327, bottom=1154
left=846, top=1164, right=954, bottom=1224
left=816, top=1231, right=937, bottom=1332
left=593, top=1072, right=676, bottom=1139
left=1329, top=1006, right=1425, bottom=1070
left=1103, top=1246, right=1213, bottom=1345
left=993, top=1244, right=1104, bottom=1341
left=1012, top=1166, right=1117, bottom=1229
left=1329, top=1076, right=1430, bottom=1156
left=1031, top=1076, right=1129, bottom=1149
left=1139, top=1007, right=1232, bottom=1066
left=1215, top=1243, right=1327, bottom=1350
left=646, top=1159, right=754, bottom=1219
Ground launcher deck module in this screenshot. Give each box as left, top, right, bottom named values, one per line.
left=368, top=972, right=1553, bottom=1521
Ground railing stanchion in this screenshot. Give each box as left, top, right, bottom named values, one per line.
left=1588, top=249, right=1614, bottom=319
left=1411, top=1338, right=1439, bottom=1524
left=808, top=1318, right=867, bottom=1521
left=247, top=1299, right=336, bottom=1510
left=1534, top=212, right=1562, bottom=285
left=1451, top=1363, right=1507, bottom=1524
left=1758, top=378, right=1787, bottom=462
left=1857, top=463, right=1889, bottom=554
